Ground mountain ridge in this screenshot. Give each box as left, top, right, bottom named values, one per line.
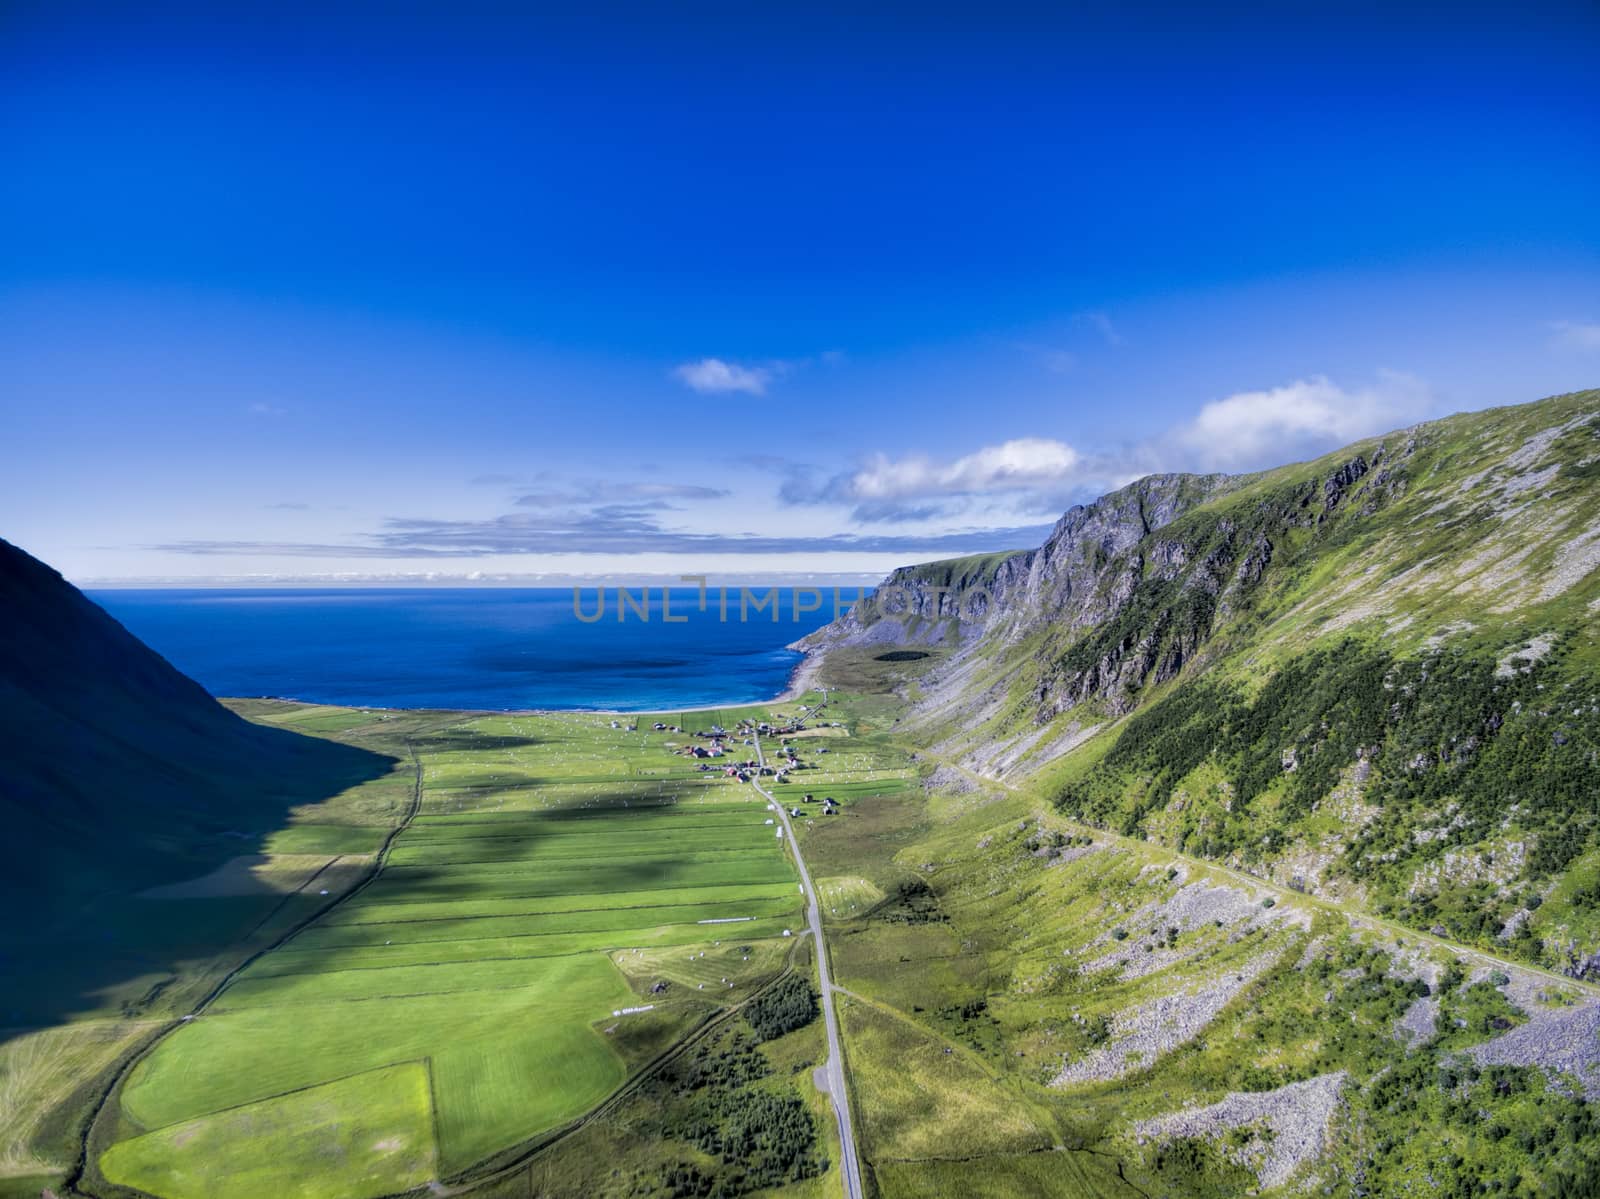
left=801, top=389, right=1600, bottom=974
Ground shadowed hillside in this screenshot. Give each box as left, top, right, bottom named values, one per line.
left=0, top=540, right=405, bottom=1195
left=0, top=537, right=396, bottom=914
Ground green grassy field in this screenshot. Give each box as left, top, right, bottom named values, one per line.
left=102, top=1063, right=438, bottom=1199
left=487, top=938, right=839, bottom=1199
left=91, top=703, right=814, bottom=1199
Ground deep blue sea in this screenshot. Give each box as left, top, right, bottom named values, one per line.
left=90, top=587, right=858, bottom=711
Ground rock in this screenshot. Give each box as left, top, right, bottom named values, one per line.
left=1133, top=1072, right=1347, bottom=1191
left=1321, top=456, right=1369, bottom=512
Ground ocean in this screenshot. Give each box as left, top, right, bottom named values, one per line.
left=90, top=586, right=859, bottom=711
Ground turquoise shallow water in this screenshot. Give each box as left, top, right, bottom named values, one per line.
left=90, top=587, right=854, bottom=711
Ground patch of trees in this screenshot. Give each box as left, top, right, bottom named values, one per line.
left=667, top=1032, right=770, bottom=1095
left=1056, top=631, right=1600, bottom=964
left=879, top=876, right=946, bottom=924
left=685, top=1089, right=826, bottom=1191
left=743, top=973, right=817, bottom=1041
left=644, top=1025, right=825, bottom=1198
left=1148, top=1134, right=1255, bottom=1199
left=1358, top=1056, right=1600, bottom=1196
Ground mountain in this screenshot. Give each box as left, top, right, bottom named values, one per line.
left=801, top=389, right=1600, bottom=974
left=0, top=537, right=391, bottom=915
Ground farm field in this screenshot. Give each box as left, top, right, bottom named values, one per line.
left=91, top=703, right=810, bottom=1198
left=483, top=937, right=842, bottom=1199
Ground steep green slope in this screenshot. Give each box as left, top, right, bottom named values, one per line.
left=810, top=390, right=1600, bottom=973
left=0, top=537, right=392, bottom=914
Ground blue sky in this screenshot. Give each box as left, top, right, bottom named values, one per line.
left=3, top=1, right=1597, bottom=582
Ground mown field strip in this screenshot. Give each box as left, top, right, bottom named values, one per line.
left=219, top=956, right=663, bottom=1006
left=397, top=814, right=772, bottom=835
left=274, top=897, right=801, bottom=946
left=400, top=818, right=775, bottom=833
left=397, top=817, right=776, bottom=836
left=330, top=881, right=801, bottom=922
left=387, top=838, right=774, bottom=864
left=385, top=845, right=779, bottom=867
left=357, top=863, right=794, bottom=900
left=244, top=922, right=799, bottom=972
left=325, top=898, right=798, bottom=933
left=387, top=833, right=779, bottom=859
left=286, top=907, right=800, bottom=951
left=404, top=804, right=764, bottom=826
left=406, top=810, right=771, bottom=825
left=426, top=773, right=735, bottom=786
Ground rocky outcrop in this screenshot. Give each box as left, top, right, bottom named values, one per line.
left=796, top=472, right=1234, bottom=663
left=828, top=451, right=1401, bottom=728
left=801, top=395, right=1600, bottom=794
left=1133, top=1072, right=1347, bottom=1191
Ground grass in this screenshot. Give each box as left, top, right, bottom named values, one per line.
left=90, top=702, right=817, bottom=1196
left=796, top=716, right=1600, bottom=1197
left=102, top=1062, right=437, bottom=1199
left=841, top=998, right=1053, bottom=1162
left=0, top=1020, right=155, bottom=1182
left=478, top=961, right=836, bottom=1198
left=872, top=1152, right=1142, bottom=1199
left=817, top=875, right=885, bottom=918
left=0, top=711, right=442, bottom=1195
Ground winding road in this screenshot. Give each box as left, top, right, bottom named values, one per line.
left=751, top=727, right=865, bottom=1199
left=924, top=748, right=1600, bottom=1000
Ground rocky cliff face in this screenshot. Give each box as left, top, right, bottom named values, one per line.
left=798, top=471, right=1236, bottom=656
left=803, top=390, right=1600, bottom=978
left=802, top=391, right=1597, bottom=775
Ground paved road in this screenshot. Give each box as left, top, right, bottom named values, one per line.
left=751, top=728, right=865, bottom=1199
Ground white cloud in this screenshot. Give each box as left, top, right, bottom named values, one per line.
left=1552, top=321, right=1600, bottom=352
left=844, top=437, right=1083, bottom=501
left=672, top=357, right=773, bottom=395
left=246, top=401, right=286, bottom=416
left=784, top=370, right=1436, bottom=526
left=1172, top=371, right=1433, bottom=472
